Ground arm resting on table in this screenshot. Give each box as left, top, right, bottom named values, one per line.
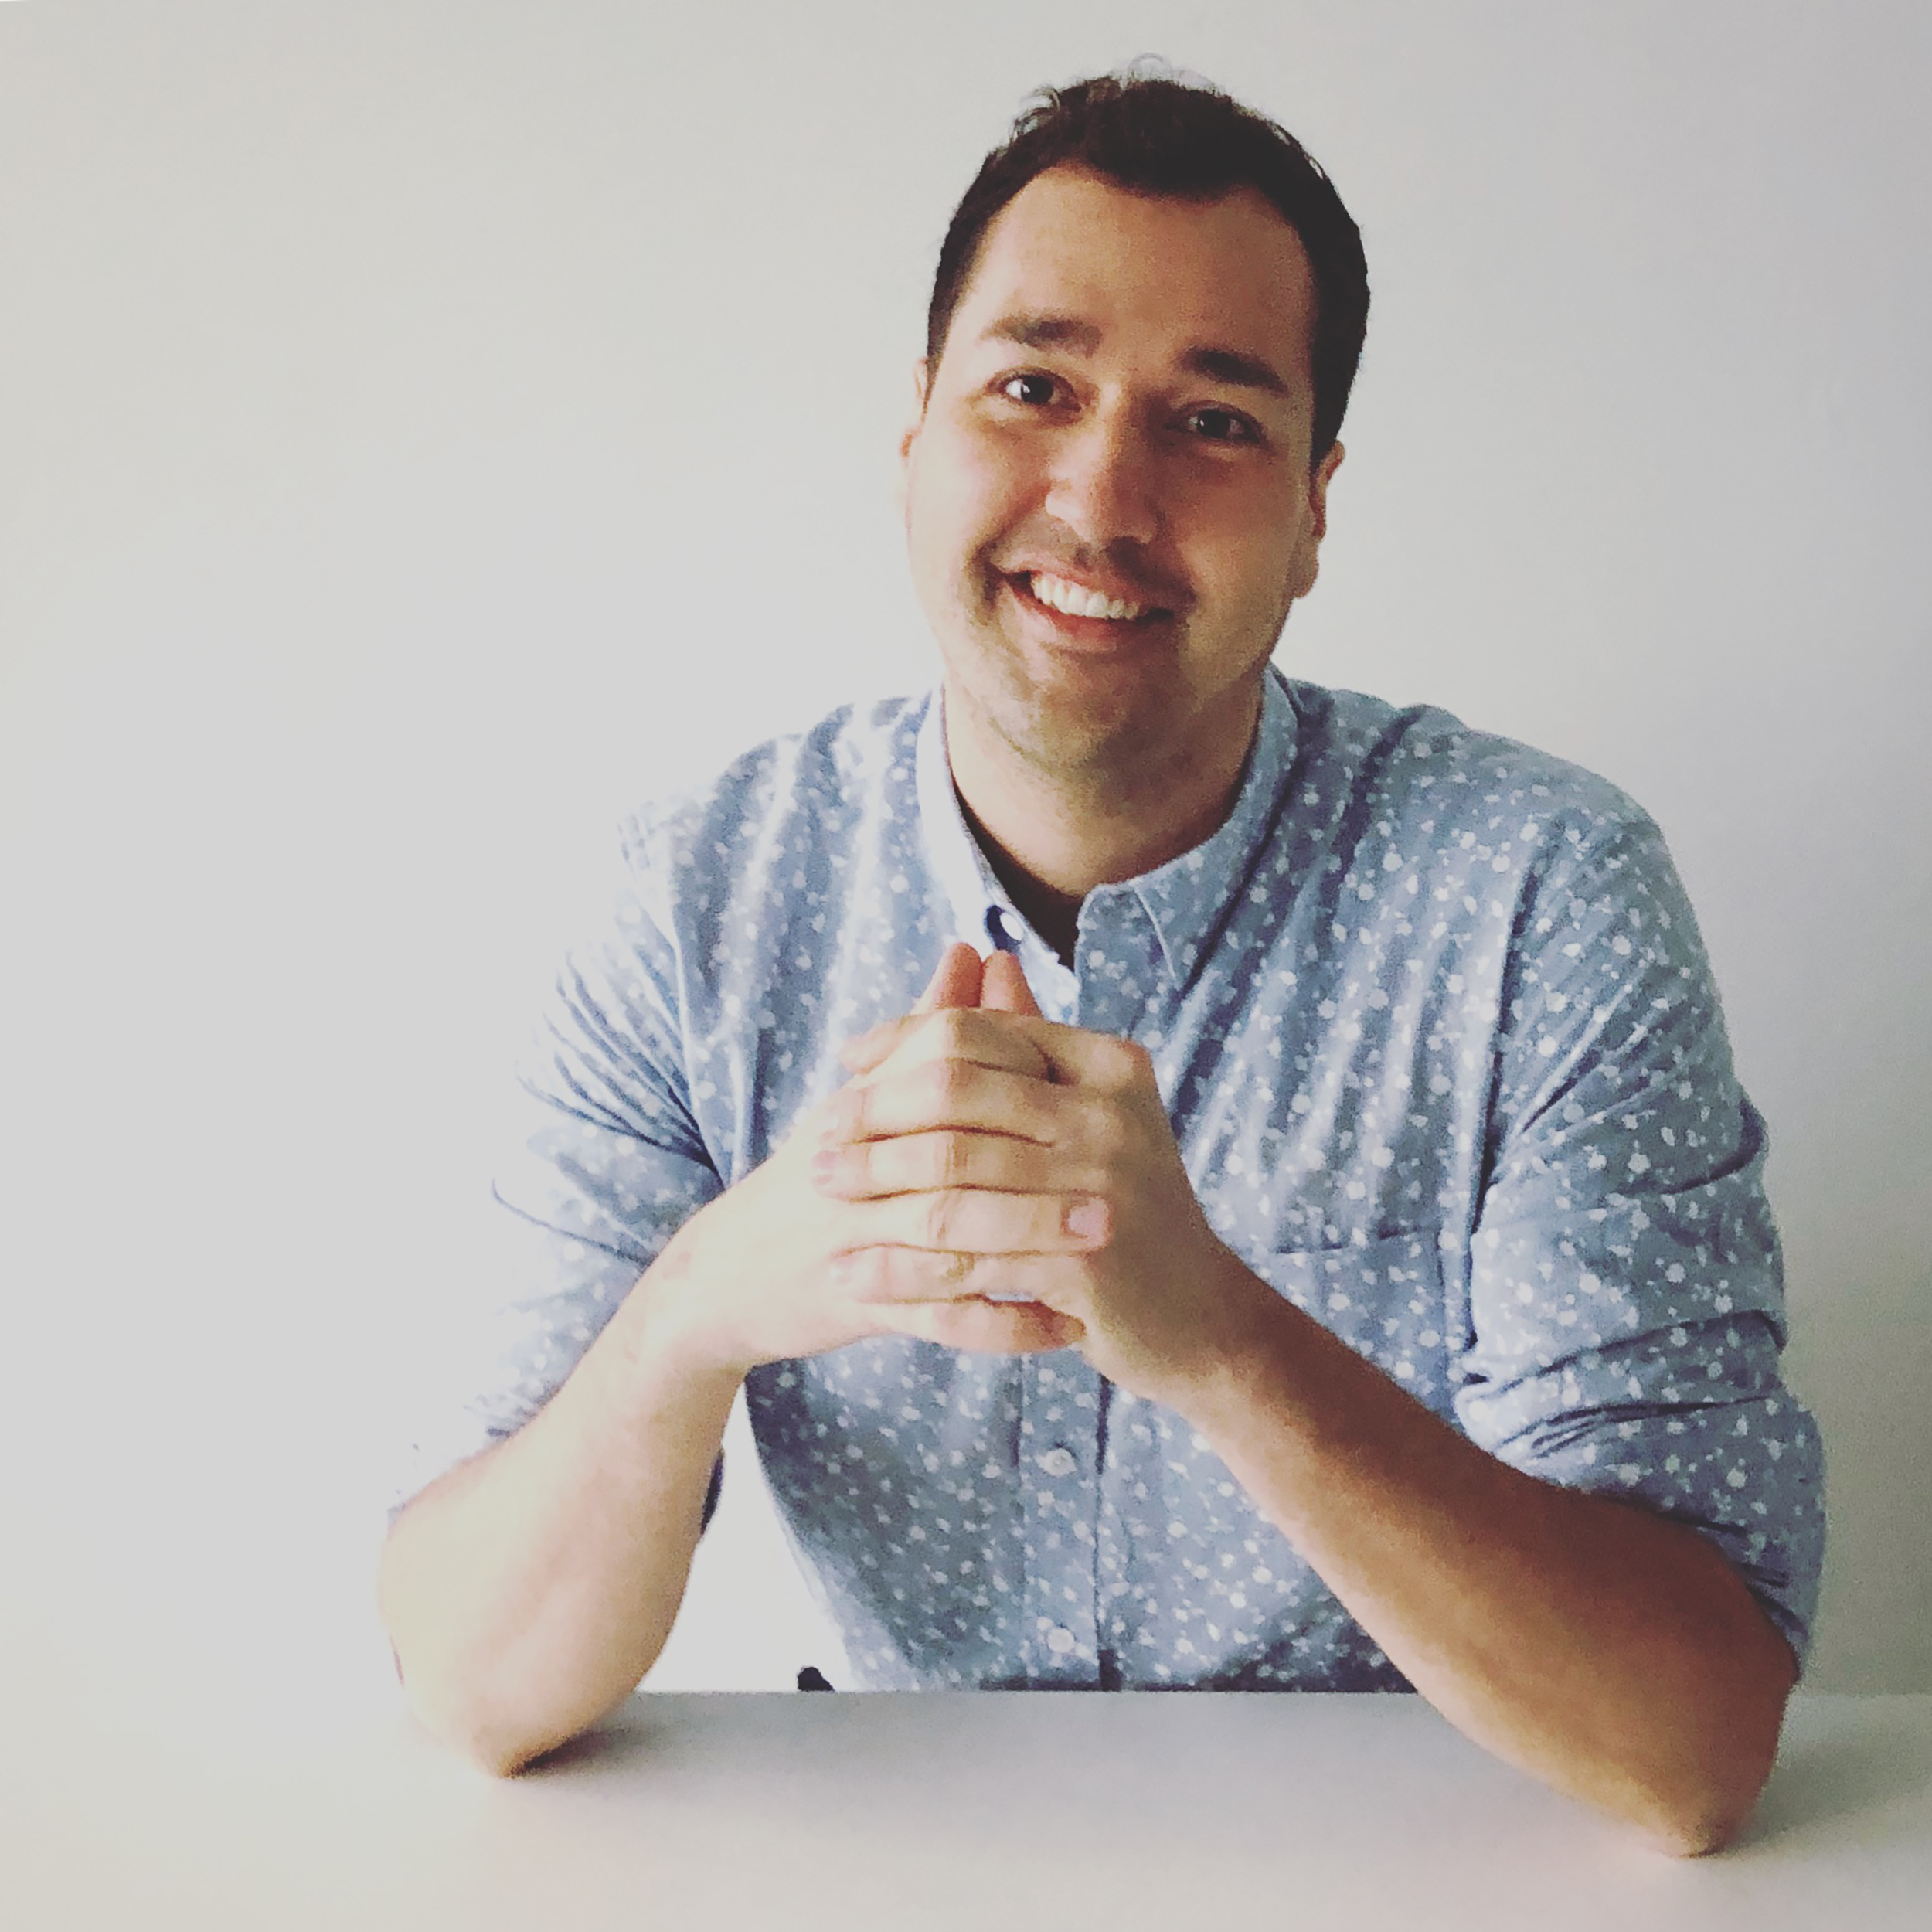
left=1184, top=1253, right=1798, bottom=1858
left=377, top=1237, right=741, bottom=1777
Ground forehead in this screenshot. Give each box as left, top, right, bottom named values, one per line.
left=947, top=165, right=1318, bottom=382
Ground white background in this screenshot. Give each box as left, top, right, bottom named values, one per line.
left=2, top=0, right=1926, bottom=1733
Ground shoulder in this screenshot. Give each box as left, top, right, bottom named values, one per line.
left=614, top=694, right=929, bottom=895
left=1278, top=675, right=1658, bottom=863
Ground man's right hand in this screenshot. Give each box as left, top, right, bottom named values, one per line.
left=641, top=942, right=1090, bottom=1381
left=381, top=941, right=1091, bottom=1772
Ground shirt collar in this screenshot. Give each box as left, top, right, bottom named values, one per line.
left=914, top=688, right=1036, bottom=959
left=914, top=669, right=1300, bottom=992
left=1116, top=668, right=1299, bottom=990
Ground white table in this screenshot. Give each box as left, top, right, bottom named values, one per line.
left=5, top=1692, right=1927, bottom=1929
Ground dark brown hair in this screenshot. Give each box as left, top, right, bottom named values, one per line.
left=926, top=68, right=1369, bottom=464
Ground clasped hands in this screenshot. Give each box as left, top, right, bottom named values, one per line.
left=662, top=939, right=1260, bottom=1409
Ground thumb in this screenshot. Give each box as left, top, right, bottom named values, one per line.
left=916, top=940, right=985, bottom=1014
left=980, top=947, right=1044, bottom=1018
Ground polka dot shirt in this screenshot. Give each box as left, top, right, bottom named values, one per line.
left=393, top=669, right=1825, bottom=1691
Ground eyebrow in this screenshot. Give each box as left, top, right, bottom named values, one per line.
left=980, top=313, right=1292, bottom=399
left=982, top=312, right=1101, bottom=354
left=1180, top=345, right=1291, bottom=399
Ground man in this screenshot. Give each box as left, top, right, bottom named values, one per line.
left=378, top=71, right=1823, bottom=1853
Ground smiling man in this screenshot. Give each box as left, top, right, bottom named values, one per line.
left=378, top=72, right=1823, bottom=1852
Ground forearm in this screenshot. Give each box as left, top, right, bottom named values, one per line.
left=377, top=1237, right=740, bottom=1775
left=1176, top=1251, right=1796, bottom=1854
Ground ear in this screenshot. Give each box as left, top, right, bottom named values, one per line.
left=1286, top=438, right=1345, bottom=602
left=1308, top=438, right=1344, bottom=542
left=897, top=358, right=932, bottom=473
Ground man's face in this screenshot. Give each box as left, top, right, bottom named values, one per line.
left=901, top=165, right=1342, bottom=784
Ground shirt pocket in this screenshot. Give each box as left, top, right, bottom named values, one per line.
left=1239, top=1230, right=1458, bottom=1421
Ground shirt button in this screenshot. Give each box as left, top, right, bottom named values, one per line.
left=1036, top=1447, right=1077, bottom=1478
left=1046, top=1627, right=1077, bottom=1655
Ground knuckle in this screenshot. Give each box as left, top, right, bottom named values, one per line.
left=922, top=1189, right=961, bottom=1249
left=1086, top=1106, right=1130, bottom=1162
left=834, top=1247, right=879, bottom=1298
left=934, top=1133, right=970, bottom=1189
left=940, top=1057, right=978, bottom=1108
left=923, top=1301, right=977, bottom=1349
left=933, top=1008, right=974, bottom=1052
left=907, top=1138, right=947, bottom=1188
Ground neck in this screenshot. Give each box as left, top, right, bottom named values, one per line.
left=944, top=676, right=1264, bottom=965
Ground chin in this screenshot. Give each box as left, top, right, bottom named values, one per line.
left=992, top=682, right=1187, bottom=781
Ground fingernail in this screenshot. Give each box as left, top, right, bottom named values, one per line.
left=811, top=1148, right=841, bottom=1183
left=1064, top=1199, right=1107, bottom=1240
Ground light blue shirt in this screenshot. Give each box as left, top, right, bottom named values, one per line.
left=394, top=669, right=1825, bottom=1689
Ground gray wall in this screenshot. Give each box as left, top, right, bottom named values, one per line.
left=2, top=0, right=1924, bottom=1723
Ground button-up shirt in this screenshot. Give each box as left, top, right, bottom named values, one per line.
left=393, top=669, right=1825, bottom=1689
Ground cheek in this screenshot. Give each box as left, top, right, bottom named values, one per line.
left=907, top=435, right=969, bottom=541
left=906, top=452, right=993, bottom=629
left=1259, top=482, right=1324, bottom=594
left=1188, top=491, right=1310, bottom=612
left=910, top=437, right=1029, bottom=574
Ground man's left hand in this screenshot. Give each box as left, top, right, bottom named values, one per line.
left=815, top=944, right=1265, bottom=1406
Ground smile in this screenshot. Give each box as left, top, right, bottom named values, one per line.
left=1022, top=572, right=1154, bottom=622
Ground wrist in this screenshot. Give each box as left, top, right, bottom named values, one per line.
left=619, top=1211, right=754, bottom=1395
left=1158, top=1241, right=1290, bottom=1430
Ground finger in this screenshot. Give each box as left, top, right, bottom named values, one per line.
left=880, top=1298, right=1085, bottom=1356
left=834, top=1245, right=1086, bottom=1308
left=823, top=1058, right=1066, bottom=1148
left=835, top=1188, right=1110, bottom=1258
left=841, top=1003, right=1054, bottom=1083
left=981, top=948, right=1044, bottom=1018
left=846, top=1009, right=1148, bottom=1094
left=839, top=1025, right=904, bottom=1077
left=812, top=1127, right=1078, bottom=1201
left=915, top=942, right=985, bottom=1015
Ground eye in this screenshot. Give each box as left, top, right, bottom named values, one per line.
left=998, top=372, right=1061, bottom=406
left=1185, top=406, right=1261, bottom=444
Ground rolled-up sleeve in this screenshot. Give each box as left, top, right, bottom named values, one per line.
left=386, top=812, right=725, bottom=1525
left=1452, top=813, right=1826, bottom=1667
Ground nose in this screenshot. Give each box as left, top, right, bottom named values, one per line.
left=1043, top=406, right=1162, bottom=550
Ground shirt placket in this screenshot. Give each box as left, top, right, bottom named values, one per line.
left=1012, top=920, right=1094, bottom=1679
left=1012, top=893, right=1164, bottom=1685
left=1019, top=1352, right=1103, bottom=1680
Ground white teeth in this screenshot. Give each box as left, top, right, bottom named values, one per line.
left=1029, top=573, right=1144, bottom=621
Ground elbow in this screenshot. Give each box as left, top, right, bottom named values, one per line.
left=386, top=1617, right=653, bottom=1778
left=1632, top=1736, right=1780, bottom=1859
left=469, top=1735, right=541, bottom=1781
left=392, top=1651, right=549, bottom=1779
left=420, top=1689, right=551, bottom=1779
left=1642, top=1632, right=1794, bottom=1857
left=1646, top=1798, right=1752, bottom=1860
